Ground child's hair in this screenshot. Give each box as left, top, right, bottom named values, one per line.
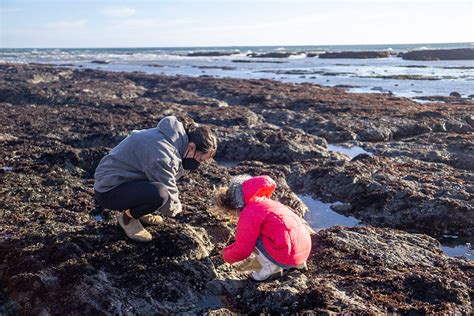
left=211, top=186, right=238, bottom=224
left=214, top=186, right=236, bottom=212
left=212, top=175, right=252, bottom=222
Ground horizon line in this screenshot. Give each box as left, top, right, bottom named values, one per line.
left=1, top=41, right=473, bottom=50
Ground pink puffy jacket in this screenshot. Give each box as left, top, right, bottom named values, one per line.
left=223, top=175, right=312, bottom=266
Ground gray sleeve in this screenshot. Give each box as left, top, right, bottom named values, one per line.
left=144, top=158, right=182, bottom=217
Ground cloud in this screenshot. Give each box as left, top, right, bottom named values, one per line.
left=101, top=6, right=136, bottom=17
left=43, top=20, right=87, bottom=29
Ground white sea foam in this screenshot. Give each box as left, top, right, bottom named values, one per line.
left=288, top=53, right=307, bottom=59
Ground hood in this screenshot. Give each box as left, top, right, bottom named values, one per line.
left=242, top=175, right=276, bottom=204
left=157, top=116, right=189, bottom=158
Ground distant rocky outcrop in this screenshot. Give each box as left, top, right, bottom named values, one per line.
left=319, top=51, right=391, bottom=59
left=187, top=51, right=237, bottom=57
left=401, top=48, right=474, bottom=60
left=90, top=60, right=111, bottom=64
left=247, top=52, right=302, bottom=58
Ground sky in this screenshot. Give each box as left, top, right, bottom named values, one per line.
left=0, top=0, right=473, bottom=48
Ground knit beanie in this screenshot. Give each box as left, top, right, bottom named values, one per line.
left=228, top=174, right=252, bottom=209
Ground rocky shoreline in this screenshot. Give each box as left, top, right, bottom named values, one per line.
left=181, top=48, right=474, bottom=60
left=0, top=63, right=473, bottom=314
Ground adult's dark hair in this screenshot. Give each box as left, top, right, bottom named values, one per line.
left=177, top=114, right=217, bottom=154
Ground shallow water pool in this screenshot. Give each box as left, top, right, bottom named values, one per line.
left=299, top=194, right=473, bottom=260
left=327, top=144, right=371, bottom=159
left=215, top=160, right=240, bottom=168
left=299, top=195, right=360, bottom=230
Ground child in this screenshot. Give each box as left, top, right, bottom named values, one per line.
left=215, top=175, right=312, bottom=281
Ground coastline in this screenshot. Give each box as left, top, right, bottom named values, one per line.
left=2, top=46, right=473, bottom=100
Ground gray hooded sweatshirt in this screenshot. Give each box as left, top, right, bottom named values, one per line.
left=94, top=116, right=188, bottom=216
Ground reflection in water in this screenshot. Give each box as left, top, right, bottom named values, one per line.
left=299, top=195, right=359, bottom=230
left=93, top=214, right=103, bottom=222
left=440, top=238, right=473, bottom=260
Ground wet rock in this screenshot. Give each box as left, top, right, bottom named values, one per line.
left=216, top=126, right=328, bottom=163
left=450, top=91, right=462, bottom=98
left=0, top=63, right=472, bottom=314
left=401, top=48, right=474, bottom=61
left=288, top=156, right=474, bottom=237
left=187, top=51, right=237, bottom=57
left=358, top=127, right=392, bottom=142
left=464, top=115, right=474, bottom=127
left=234, top=226, right=473, bottom=314
left=231, top=59, right=287, bottom=64
left=319, top=51, right=391, bottom=59
left=187, top=106, right=263, bottom=127
left=0, top=133, right=18, bottom=142
left=415, top=95, right=474, bottom=104
left=248, top=52, right=300, bottom=58
left=391, top=123, right=432, bottom=139
left=445, top=120, right=473, bottom=134
left=330, top=202, right=352, bottom=213
left=194, top=66, right=237, bottom=71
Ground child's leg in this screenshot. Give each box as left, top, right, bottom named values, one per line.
left=251, top=249, right=283, bottom=281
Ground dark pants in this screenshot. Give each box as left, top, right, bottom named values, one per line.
left=95, top=181, right=170, bottom=219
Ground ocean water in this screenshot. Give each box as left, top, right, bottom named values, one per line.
left=1, top=42, right=473, bottom=99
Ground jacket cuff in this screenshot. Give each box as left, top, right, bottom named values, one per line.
left=223, top=247, right=236, bottom=264
left=159, top=198, right=182, bottom=217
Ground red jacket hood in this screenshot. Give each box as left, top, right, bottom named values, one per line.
left=242, top=175, right=276, bottom=204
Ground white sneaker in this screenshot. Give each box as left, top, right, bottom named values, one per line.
left=117, top=213, right=153, bottom=242
left=250, top=251, right=283, bottom=281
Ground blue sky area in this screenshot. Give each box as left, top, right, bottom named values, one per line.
left=0, top=0, right=473, bottom=48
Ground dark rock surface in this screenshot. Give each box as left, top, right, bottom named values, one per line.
left=319, top=51, right=391, bottom=59
left=247, top=52, right=302, bottom=58
left=401, top=48, right=474, bottom=61
left=187, top=51, right=238, bottom=57
left=231, top=59, right=286, bottom=64
left=0, top=63, right=473, bottom=314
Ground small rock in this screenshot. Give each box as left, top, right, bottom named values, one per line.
left=449, top=91, right=462, bottom=97
left=331, top=202, right=352, bottom=213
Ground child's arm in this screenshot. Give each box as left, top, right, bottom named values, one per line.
left=222, top=209, right=262, bottom=264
